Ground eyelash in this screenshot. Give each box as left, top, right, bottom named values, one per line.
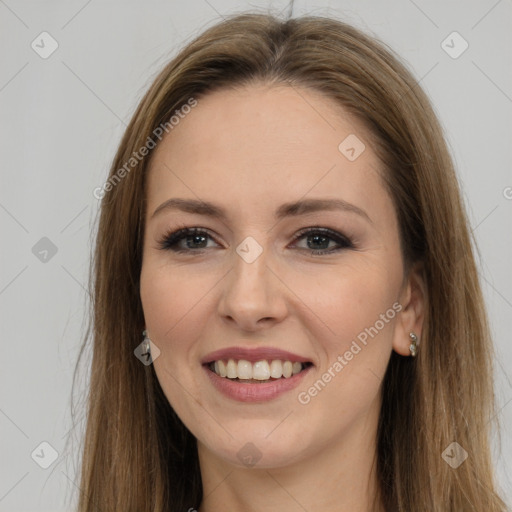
left=156, top=225, right=354, bottom=255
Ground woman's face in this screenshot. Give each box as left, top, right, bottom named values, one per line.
left=140, top=84, right=419, bottom=468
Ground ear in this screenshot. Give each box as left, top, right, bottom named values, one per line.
left=392, top=261, right=426, bottom=356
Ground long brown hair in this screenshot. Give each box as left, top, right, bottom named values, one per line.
left=68, top=12, right=509, bottom=511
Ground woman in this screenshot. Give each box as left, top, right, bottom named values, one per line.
left=71, top=12, right=509, bottom=511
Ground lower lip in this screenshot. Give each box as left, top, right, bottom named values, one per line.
left=203, top=364, right=313, bottom=402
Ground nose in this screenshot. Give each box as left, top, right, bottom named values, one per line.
left=217, top=246, right=288, bottom=332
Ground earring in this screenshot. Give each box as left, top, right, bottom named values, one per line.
left=409, top=332, right=418, bottom=357
left=142, top=329, right=151, bottom=362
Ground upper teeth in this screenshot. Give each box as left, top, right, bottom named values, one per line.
left=212, top=359, right=304, bottom=380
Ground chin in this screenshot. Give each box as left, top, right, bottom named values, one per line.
left=198, top=426, right=311, bottom=470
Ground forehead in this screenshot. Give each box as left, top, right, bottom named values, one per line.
left=146, top=84, right=389, bottom=224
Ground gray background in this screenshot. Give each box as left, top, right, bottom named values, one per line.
left=1, top=0, right=511, bottom=510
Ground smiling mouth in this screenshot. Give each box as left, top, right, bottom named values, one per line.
left=206, top=358, right=314, bottom=383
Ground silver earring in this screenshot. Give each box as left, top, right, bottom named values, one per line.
left=142, top=329, right=151, bottom=361
left=409, top=332, right=418, bottom=357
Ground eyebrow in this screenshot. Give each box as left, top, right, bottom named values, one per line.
left=151, top=197, right=372, bottom=224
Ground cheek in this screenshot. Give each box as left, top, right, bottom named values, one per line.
left=292, top=259, right=400, bottom=351
left=291, top=267, right=398, bottom=426
left=139, top=261, right=209, bottom=364
left=140, top=261, right=213, bottom=415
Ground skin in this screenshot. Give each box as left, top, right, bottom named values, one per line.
left=140, top=83, right=425, bottom=512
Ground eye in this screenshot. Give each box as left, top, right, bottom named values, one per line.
left=157, top=227, right=220, bottom=253
left=157, top=226, right=354, bottom=255
left=290, top=227, right=354, bottom=254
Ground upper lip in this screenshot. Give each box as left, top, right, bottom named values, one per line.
left=201, top=346, right=313, bottom=364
